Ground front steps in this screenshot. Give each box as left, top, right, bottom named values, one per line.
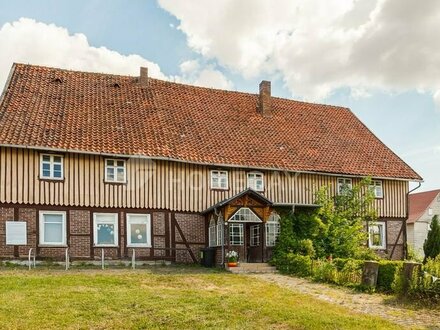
left=226, top=262, right=277, bottom=274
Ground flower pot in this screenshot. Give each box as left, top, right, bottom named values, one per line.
left=228, top=262, right=238, bottom=267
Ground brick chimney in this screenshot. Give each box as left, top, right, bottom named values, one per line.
left=140, top=67, right=148, bottom=87
left=258, top=80, right=271, bottom=116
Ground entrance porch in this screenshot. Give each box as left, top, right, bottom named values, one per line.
left=202, top=189, right=280, bottom=264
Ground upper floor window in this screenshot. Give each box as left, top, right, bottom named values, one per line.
left=247, top=172, right=264, bottom=191
left=211, top=170, right=228, bottom=190
left=368, top=221, right=386, bottom=249
left=369, top=180, right=383, bottom=198
left=428, top=208, right=433, bottom=216
left=105, top=159, right=126, bottom=183
left=40, top=154, right=63, bottom=180
left=337, top=177, right=352, bottom=195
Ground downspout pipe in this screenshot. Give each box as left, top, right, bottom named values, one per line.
left=404, top=182, right=422, bottom=259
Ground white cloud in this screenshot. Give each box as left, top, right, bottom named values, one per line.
left=178, top=59, right=233, bottom=90
left=159, top=0, right=440, bottom=104
left=0, top=18, right=167, bottom=89
left=0, top=18, right=233, bottom=94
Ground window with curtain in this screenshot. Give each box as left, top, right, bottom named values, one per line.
left=39, top=211, right=66, bottom=245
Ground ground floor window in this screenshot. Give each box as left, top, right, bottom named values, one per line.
left=216, top=215, right=224, bottom=246
left=368, top=221, right=386, bottom=249
left=266, top=213, right=281, bottom=247
left=229, top=223, right=244, bottom=245
left=39, top=211, right=66, bottom=246
left=94, top=213, right=118, bottom=247
left=126, top=214, right=151, bottom=247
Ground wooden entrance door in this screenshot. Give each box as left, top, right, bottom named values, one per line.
left=246, top=223, right=263, bottom=262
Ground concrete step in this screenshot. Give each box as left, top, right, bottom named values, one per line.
left=226, top=262, right=278, bottom=274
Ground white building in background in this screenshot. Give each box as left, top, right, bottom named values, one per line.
left=407, top=189, right=440, bottom=258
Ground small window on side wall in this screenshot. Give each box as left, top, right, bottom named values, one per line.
left=247, top=172, right=264, bottom=191
left=94, top=213, right=118, bottom=246
left=126, top=214, right=151, bottom=247
left=337, top=178, right=352, bottom=195
left=369, top=180, right=383, bottom=198
left=105, top=159, right=126, bottom=183
left=40, top=154, right=63, bottom=180
left=369, top=221, right=386, bottom=249
left=211, top=170, right=228, bottom=190
left=39, top=211, right=66, bottom=246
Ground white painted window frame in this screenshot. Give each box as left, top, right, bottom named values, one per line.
left=210, top=170, right=229, bottom=190
left=39, top=211, right=67, bottom=246
left=105, top=159, right=127, bottom=183
left=40, top=154, right=64, bottom=180
left=337, top=177, right=353, bottom=195
left=228, top=207, right=262, bottom=223
left=265, top=213, right=281, bottom=247
left=126, top=213, right=151, bottom=248
left=368, top=221, right=386, bottom=250
left=229, top=223, right=244, bottom=245
left=247, top=172, right=264, bottom=192
left=370, top=180, right=383, bottom=198
left=216, top=218, right=224, bottom=247
left=93, top=213, right=119, bottom=247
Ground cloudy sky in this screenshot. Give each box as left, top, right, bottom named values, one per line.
left=0, top=0, right=438, bottom=191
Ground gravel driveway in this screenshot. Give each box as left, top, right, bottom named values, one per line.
left=251, top=273, right=440, bottom=329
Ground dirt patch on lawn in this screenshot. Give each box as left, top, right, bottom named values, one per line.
left=251, top=273, right=440, bottom=329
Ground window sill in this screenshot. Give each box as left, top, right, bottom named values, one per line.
left=127, top=245, right=152, bottom=248
left=39, top=178, right=65, bottom=182
left=93, top=245, right=119, bottom=248
left=104, top=181, right=127, bottom=185
left=369, top=246, right=386, bottom=250
left=39, top=244, right=68, bottom=248
left=210, top=188, right=229, bottom=191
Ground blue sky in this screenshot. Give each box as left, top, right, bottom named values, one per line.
left=0, top=0, right=438, bottom=191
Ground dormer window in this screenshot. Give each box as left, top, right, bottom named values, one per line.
left=40, top=154, right=63, bottom=180
left=210, top=170, right=228, bottom=190
left=105, top=159, right=126, bottom=183
left=247, top=172, right=264, bottom=191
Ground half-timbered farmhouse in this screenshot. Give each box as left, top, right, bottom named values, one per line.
left=0, top=64, right=422, bottom=264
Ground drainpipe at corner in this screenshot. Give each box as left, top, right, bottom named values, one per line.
left=405, top=182, right=422, bottom=259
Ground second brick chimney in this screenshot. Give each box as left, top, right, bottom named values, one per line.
left=258, top=80, right=271, bottom=116
left=140, top=67, right=148, bottom=87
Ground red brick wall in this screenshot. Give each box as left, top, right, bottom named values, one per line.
left=0, top=205, right=208, bottom=263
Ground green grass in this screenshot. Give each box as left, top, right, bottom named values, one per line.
left=0, top=267, right=401, bottom=329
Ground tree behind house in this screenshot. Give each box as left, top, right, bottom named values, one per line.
left=423, top=215, right=440, bottom=261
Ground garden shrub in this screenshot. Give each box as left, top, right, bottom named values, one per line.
left=312, top=259, right=338, bottom=283
left=275, top=252, right=312, bottom=277
left=336, top=259, right=363, bottom=286
left=377, top=260, right=403, bottom=293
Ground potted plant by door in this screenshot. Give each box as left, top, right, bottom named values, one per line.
left=226, top=251, right=239, bottom=267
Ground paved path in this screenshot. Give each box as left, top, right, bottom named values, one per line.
left=251, top=273, right=440, bottom=329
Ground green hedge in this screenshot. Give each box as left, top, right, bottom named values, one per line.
left=377, top=260, right=403, bottom=293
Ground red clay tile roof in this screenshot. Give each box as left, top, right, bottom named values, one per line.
left=0, top=63, right=421, bottom=180
left=408, top=189, right=440, bottom=223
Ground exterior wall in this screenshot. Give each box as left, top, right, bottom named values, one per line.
left=0, top=146, right=408, bottom=217
left=0, top=204, right=205, bottom=262
left=374, top=217, right=405, bottom=260
left=407, top=193, right=440, bottom=258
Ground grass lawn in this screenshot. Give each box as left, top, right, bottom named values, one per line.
left=0, top=266, right=401, bottom=329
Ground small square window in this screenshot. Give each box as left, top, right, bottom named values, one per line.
left=247, top=172, right=264, bottom=191
left=337, top=178, right=352, bottom=195
left=40, top=154, right=64, bottom=180
left=105, top=159, right=126, bottom=183
left=369, top=180, right=383, bottom=198
left=94, top=213, right=118, bottom=247
left=211, top=170, right=228, bottom=190
left=126, top=214, right=151, bottom=247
